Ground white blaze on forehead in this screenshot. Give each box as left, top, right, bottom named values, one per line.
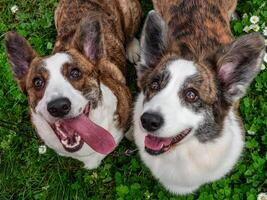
left=43, top=53, right=72, bottom=101
left=142, top=59, right=203, bottom=138
left=144, top=59, right=197, bottom=109
left=165, top=59, right=197, bottom=91
left=35, top=53, right=88, bottom=122
left=44, top=53, right=71, bottom=71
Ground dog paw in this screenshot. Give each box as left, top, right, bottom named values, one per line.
left=126, top=38, right=140, bottom=64
left=83, top=160, right=101, bottom=170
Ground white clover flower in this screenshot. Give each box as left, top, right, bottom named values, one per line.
left=257, top=193, right=267, bottom=200
left=242, top=13, right=248, bottom=19
left=250, top=24, right=260, bottom=32
left=11, top=5, right=19, bottom=14
left=243, top=26, right=251, bottom=33
left=263, top=27, right=267, bottom=36
left=261, top=64, right=266, bottom=71
left=38, top=145, right=47, bottom=154
left=264, top=53, right=267, bottom=63
left=250, top=16, right=259, bottom=24
left=247, top=130, right=255, bottom=135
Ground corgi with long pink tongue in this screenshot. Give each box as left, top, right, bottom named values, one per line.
left=5, top=0, right=142, bottom=169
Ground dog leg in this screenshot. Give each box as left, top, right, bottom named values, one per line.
left=80, top=154, right=105, bottom=170
left=125, top=126, right=134, bottom=141
left=126, top=38, right=140, bottom=64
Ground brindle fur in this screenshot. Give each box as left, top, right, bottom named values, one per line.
left=152, top=0, right=235, bottom=60
left=54, top=0, right=142, bottom=73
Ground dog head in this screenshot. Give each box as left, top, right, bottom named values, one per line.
left=5, top=19, right=117, bottom=154
left=134, top=11, right=265, bottom=155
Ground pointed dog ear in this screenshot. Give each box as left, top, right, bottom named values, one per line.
left=5, top=31, right=37, bottom=92
left=137, top=10, right=168, bottom=77
left=73, top=17, right=102, bottom=64
left=217, top=33, right=265, bottom=102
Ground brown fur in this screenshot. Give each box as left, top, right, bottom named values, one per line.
left=54, top=0, right=142, bottom=72
left=25, top=58, right=48, bottom=108
left=152, top=0, right=236, bottom=60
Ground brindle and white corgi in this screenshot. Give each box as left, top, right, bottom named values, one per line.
left=133, top=0, right=264, bottom=194
left=5, top=0, right=142, bottom=169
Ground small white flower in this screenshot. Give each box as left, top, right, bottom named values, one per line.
left=38, top=145, right=47, bottom=154
left=263, top=27, right=267, bottom=36
left=257, top=193, right=267, bottom=200
left=247, top=130, right=255, bottom=135
left=264, top=53, right=267, bottom=63
left=261, top=64, right=266, bottom=71
left=242, top=13, right=248, bottom=19
left=250, top=24, right=260, bottom=32
left=250, top=16, right=259, bottom=24
left=11, top=5, right=19, bottom=14
left=243, top=26, right=251, bottom=33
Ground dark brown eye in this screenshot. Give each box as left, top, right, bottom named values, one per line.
left=69, top=68, right=82, bottom=80
left=33, top=77, right=45, bottom=90
left=185, top=88, right=199, bottom=103
left=150, top=81, right=160, bottom=91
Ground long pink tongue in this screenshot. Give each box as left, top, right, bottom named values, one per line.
left=62, top=114, right=116, bottom=155
left=145, top=135, right=172, bottom=151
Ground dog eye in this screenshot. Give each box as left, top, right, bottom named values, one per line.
left=69, top=68, right=82, bottom=80
left=33, top=77, right=45, bottom=90
left=150, top=81, right=160, bottom=91
left=185, top=88, right=199, bottom=103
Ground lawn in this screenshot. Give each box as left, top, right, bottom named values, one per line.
left=0, top=0, right=266, bottom=199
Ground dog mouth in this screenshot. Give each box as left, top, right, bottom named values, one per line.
left=144, top=128, right=192, bottom=155
left=51, top=104, right=116, bottom=154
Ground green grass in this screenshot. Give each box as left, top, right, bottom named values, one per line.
left=0, top=0, right=266, bottom=199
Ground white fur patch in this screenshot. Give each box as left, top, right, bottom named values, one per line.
left=133, top=59, right=244, bottom=194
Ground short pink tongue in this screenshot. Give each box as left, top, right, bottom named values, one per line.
left=144, top=135, right=172, bottom=151
left=62, top=114, right=116, bottom=155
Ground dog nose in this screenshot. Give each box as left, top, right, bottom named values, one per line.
left=141, top=112, right=164, bottom=132
left=47, top=97, right=71, bottom=118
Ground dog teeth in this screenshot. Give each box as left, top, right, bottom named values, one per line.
left=61, top=139, right=80, bottom=148
left=56, top=127, right=68, bottom=139
left=55, top=121, right=61, bottom=127
left=75, top=134, right=81, bottom=142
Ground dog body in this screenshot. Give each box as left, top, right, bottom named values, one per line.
left=133, top=0, right=264, bottom=194
left=5, top=0, right=142, bottom=169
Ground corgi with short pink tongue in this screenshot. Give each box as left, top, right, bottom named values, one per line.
left=5, top=0, right=142, bottom=169
left=133, top=0, right=265, bottom=195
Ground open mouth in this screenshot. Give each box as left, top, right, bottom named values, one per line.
left=51, top=104, right=116, bottom=154
left=144, top=128, right=192, bottom=155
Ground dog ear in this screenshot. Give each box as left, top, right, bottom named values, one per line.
left=217, top=33, right=265, bottom=102
left=73, top=18, right=102, bottom=63
left=137, top=11, right=168, bottom=77
left=5, top=31, right=37, bottom=92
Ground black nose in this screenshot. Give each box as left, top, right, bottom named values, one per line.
left=141, top=112, right=164, bottom=132
left=47, top=97, right=71, bottom=118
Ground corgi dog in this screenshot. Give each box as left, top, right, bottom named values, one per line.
left=5, top=0, right=142, bottom=169
left=133, top=0, right=264, bottom=194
